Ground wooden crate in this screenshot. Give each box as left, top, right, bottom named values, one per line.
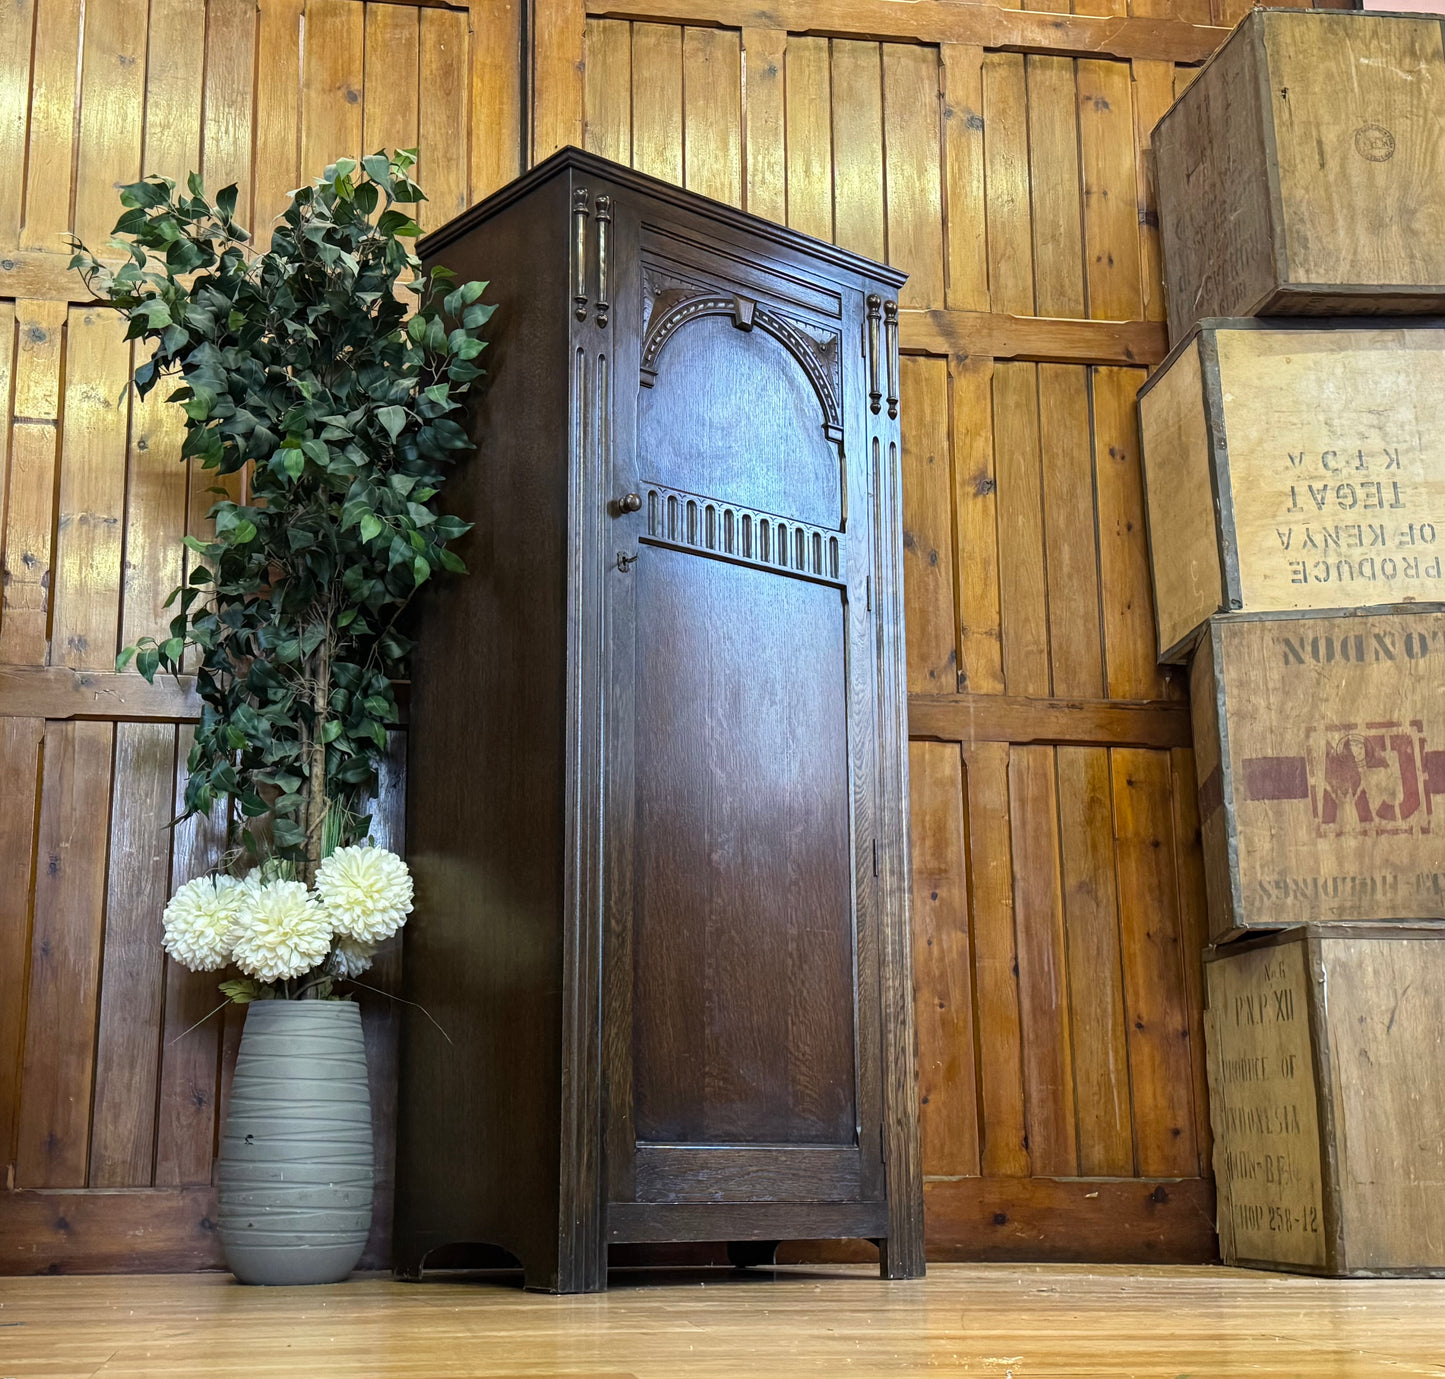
left=1192, top=609, right=1445, bottom=941
left=1206, top=925, right=1445, bottom=1275
left=1138, top=319, right=1445, bottom=663
left=1154, top=9, right=1445, bottom=340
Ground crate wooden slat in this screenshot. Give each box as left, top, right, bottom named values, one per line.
left=1138, top=320, right=1445, bottom=663
left=1191, top=609, right=1445, bottom=941
left=1154, top=9, right=1445, bottom=341
left=1206, top=925, right=1445, bottom=1276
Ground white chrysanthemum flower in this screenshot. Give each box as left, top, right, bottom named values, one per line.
left=316, top=845, right=414, bottom=944
left=328, top=936, right=378, bottom=979
left=162, top=874, right=247, bottom=972
left=230, top=879, right=333, bottom=984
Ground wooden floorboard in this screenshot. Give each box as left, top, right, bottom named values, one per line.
left=2, top=1265, right=1445, bottom=1377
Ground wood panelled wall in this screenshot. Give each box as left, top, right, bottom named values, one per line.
left=0, top=0, right=1297, bottom=1273
left=0, top=0, right=523, bottom=1273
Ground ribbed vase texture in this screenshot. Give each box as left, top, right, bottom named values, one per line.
left=217, top=999, right=373, bottom=1285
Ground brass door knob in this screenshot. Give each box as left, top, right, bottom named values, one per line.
left=618, top=492, right=642, bottom=513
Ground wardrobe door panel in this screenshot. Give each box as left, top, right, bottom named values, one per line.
left=631, top=544, right=855, bottom=1148
left=603, top=193, right=881, bottom=1212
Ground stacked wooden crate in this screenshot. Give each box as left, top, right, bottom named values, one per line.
left=1141, top=8, right=1445, bottom=1276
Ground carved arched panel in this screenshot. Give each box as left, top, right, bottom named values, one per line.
left=638, top=309, right=843, bottom=532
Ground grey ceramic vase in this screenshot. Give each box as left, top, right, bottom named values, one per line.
left=217, top=998, right=373, bottom=1285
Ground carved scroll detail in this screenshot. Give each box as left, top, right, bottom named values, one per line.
left=642, top=482, right=845, bottom=587
left=639, top=292, right=845, bottom=448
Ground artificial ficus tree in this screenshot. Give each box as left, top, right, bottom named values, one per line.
left=71, top=150, right=492, bottom=887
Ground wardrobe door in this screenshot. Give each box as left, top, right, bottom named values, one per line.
left=602, top=198, right=883, bottom=1218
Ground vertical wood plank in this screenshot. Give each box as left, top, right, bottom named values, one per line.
left=533, top=0, right=585, bottom=159
left=52, top=307, right=131, bottom=673
left=682, top=27, right=742, bottom=208
left=631, top=24, right=683, bottom=185
left=952, top=354, right=1003, bottom=695
left=982, top=53, right=1033, bottom=315
left=0, top=717, right=43, bottom=1179
left=784, top=36, right=832, bottom=243
left=0, top=0, right=36, bottom=247
left=88, top=722, right=176, bottom=1187
left=140, top=0, right=204, bottom=187
left=1171, top=745, right=1213, bottom=1179
left=72, top=0, right=149, bottom=249
left=900, top=356, right=955, bottom=695
left=418, top=9, right=471, bottom=232
left=1093, top=366, right=1166, bottom=700
left=301, top=0, right=365, bottom=177
left=1132, top=59, right=1175, bottom=324
left=1009, top=745, right=1076, bottom=1177
left=1057, top=745, right=1132, bottom=1177
left=910, top=741, right=979, bottom=1178
left=1039, top=364, right=1103, bottom=698
left=468, top=0, right=523, bottom=199
left=1026, top=56, right=1085, bottom=318
left=202, top=0, right=257, bottom=223
left=882, top=43, right=944, bottom=309
left=831, top=41, right=884, bottom=261
left=121, top=345, right=188, bottom=649
left=152, top=731, right=228, bottom=1187
left=1078, top=60, right=1143, bottom=321
left=364, top=3, right=420, bottom=160
left=941, top=44, right=987, bottom=312
left=583, top=19, right=632, bottom=165
left=742, top=27, right=786, bottom=225
left=963, top=741, right=1029, bottom=1177
left=20, top=0, right=83, bottom=251
left=252, top=0, right=304, bottom=236
left=1113, top=747, right=1199, bottom=1179
left=14, top=720, right=115, bottom=1188
left=1, top=300, right=66, bottom=666
left=992, top=362, right=1049, bottom=698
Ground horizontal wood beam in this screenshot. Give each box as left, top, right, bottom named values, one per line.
left=0, top=1188, right=224, bottom=1274
left=7, top=252, right=1170, bottom=372
left=588, top=0, right=1228, bottom=65
left=900, top=309, right=1169, bottom=367
left=909, top=692, right=1192, bottom=749
left=0, top=666, right=204, bottom=721
left=923, top=1175, right=1218, bottom=1264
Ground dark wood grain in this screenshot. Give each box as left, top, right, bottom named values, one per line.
left=398, top=150, right=920, bottom=1291
left=631, top=549, right=856, bottom=1148
left=396, top=170, right=573, bottom=1292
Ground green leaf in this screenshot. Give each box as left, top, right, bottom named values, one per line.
left=412, top=555, right=430, bottom=585
left=321, top=719, right=343, bottom=744
left=216, top=183, right=238, bottom=220
left=219, top=978, right=262, bottom=1004
left=376, top=405, right=406, bottom=440
left=359, top=512, right=383, bottom=542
